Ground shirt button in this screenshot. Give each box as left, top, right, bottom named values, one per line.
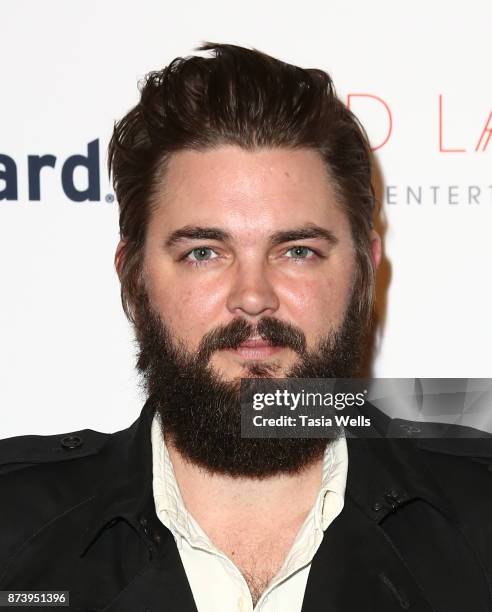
left=238, top=595, right=249, bottom=611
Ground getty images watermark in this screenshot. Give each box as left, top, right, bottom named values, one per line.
left=240, top=379, right=492, bottom=439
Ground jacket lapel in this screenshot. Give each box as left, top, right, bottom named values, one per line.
left=102, top=531, right=198, bottom=612
left=300, top=434, right=454, bottom=612
left=301, top=499, right=434, bottom=612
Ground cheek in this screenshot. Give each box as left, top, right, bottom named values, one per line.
left=144, top=269, right=225, bottom=344
left=287, top=265, right=355, bottom=332
left=320, top=274, right=354, bottom=313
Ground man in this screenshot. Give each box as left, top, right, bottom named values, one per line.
left=1, top=43, right=491, bottom=612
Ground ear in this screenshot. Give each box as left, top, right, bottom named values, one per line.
left=114, top=239, right=127, bottom=279
left=369, top=229, right=382, bottom=270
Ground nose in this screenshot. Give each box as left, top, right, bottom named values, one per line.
left=226, top=261, right=280, bottom=319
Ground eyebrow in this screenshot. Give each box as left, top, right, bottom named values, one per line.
left=164, top=224, right=339, bottom=249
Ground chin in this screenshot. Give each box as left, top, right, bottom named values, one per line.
left=211, top=358, right=280, bottom=382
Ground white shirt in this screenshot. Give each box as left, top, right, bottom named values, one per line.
left=151, top=412, right=348, bottom=612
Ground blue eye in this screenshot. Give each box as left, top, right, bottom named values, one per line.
left=190, top=247, right=215, bottom=260
left=286, top=246, right=316, bottom=260
left=184, top=247, right=219, bottom=266
left=180, top=245, right=321, bottom=268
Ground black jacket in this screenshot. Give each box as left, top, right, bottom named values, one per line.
left=1, top=400, right=491, bottom=612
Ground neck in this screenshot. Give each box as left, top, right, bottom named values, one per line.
left=165, top=435, right=325, bottom=530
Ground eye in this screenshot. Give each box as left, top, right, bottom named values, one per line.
left=182, top=247, right=219, bottom=266
left=285, top=246, right=318, bottom=261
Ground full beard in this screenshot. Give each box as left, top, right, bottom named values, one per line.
left=134, top=285, right=369, bottom=478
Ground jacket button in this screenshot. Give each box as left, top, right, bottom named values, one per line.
left=385, top=491, right=401, bottom=508
left=60, top=435, right=83, bottom=450
left=399, top=423, right=421, bottom=435
left=372, top=502, right=383, bottom=511
left=139, top=516, right=150, bottom=536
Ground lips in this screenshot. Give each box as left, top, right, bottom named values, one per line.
left=224, top=337, right=283, bottom=360
left=236, top=337, right=272, bottom=349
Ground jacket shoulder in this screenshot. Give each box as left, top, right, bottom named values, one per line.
left=0, top=425, right=116, bottom=580
left=0, top=426, right=110, bottom=476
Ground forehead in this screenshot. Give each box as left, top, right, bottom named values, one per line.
left=148, top=145, right=348, bottom=237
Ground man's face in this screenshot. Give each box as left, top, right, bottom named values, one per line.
left=141, top=146, right=357, bottom=382
left=123, top=145, right=380, bottom=476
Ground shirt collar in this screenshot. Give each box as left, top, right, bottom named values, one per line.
left=151, top=411, right=348, bottom=539
left=151, top=411, right=193, bottom=538
left=78, top=398, right=460, bottom=557
left=316, top=433, right=348, bottom=530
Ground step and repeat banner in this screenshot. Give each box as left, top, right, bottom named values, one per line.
left=1, top=1, right=491, bottom=437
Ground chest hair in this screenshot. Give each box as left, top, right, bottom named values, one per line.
left=216, top=528, right=299, bottom=606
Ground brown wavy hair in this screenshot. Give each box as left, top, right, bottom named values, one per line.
left=108, top=42, right=377, bottom=324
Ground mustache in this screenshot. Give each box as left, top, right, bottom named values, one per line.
left=196, top=317, right=307, bottom=363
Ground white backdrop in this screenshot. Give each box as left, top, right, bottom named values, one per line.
left=1, top=1, right=491, bottom=438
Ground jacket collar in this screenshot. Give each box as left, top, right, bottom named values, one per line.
left=79, top=398, right=459, bottom=556
left=344, top=435, right=458, bottom=524
left=79, top=397, right=160, bottom=557
left=343, top=401, right=463, bottom=523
